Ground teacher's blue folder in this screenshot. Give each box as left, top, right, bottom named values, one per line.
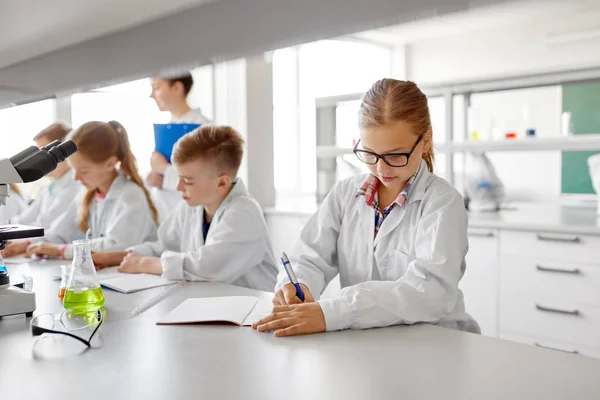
left=153, top=123, right=201, bottom=163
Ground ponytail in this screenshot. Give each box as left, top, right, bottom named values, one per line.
left=109, top=121, right=159, bottom=227
left=72, top=120, right=159, bottom=232
left=9, top=183, right=21, bottom=198
left=423, top=146, right=434, bottom=173
left=79, top=191, right=95, bottom=232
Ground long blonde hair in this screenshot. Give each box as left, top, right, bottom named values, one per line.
left=359, top=79, right=434, bottom=173
left=69, top=121, right=159, bottom=232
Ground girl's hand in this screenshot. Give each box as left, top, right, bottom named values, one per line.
left=252, top=303, right=326, bottom=337
left=25, top=242, right=61, bottom=258
left=2, top=241, right=29, bottom=257
left=273, top=283, right=314, bottom=306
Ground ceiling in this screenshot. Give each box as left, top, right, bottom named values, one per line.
left=350, top=0, right=600, bottom=45
left=0, top=0, right=217, bottom=69
left=0, top=0, right=544, bottom=107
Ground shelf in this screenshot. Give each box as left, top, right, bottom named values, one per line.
left=316, top=135, right=600, bottom=159
left=448, top=134, right=600, bottom=152
left=316, top=146, right=354, bottom=158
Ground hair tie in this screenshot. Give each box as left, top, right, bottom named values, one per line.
left=108, top=120, right=120, bottom=133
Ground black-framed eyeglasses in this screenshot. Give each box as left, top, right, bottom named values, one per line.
left=30, top=309, right=103, bottom=347
left=353, top=135, right=423, bottom=167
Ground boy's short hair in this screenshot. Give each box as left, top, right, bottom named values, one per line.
left=172, top=125, right=244, bottom=177
left=166, top=73, right=194, bottom=96
left=33, top=122, right=71, bottom=143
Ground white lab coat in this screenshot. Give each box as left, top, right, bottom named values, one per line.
left=130, top=179, right=278, bottom=291
left=152, top=108, right=212, bottom=223
left=12, top=172, right=82, bottom=236
left=45, top=173, right=158, bottom=259
left=0, top=188, right=25, bottom=225
left=276, top=160, right=479, bottom=333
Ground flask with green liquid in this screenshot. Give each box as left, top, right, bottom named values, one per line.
left=63, top=239, right=104, bottom=312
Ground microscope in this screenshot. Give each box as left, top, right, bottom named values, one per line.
left=0, top=139, right=77, bottom=318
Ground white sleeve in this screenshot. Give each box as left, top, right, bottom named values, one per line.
left=274, top=182, right=343, bottom=297
left=161, top=199, right=266, bottom=282
left=318, top=191, right=468, bottom=332
left=42, top=201, right=83, bottom=245
left=162, top=164, right=179, bottom=191
left=127, top=205, right=182, bottom=257
left=63, top=196, right=157, bottom=259
left=11, top=192, right=43, bottom=225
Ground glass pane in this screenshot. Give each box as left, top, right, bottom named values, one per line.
left=71, top=92, right=162, bottom=174
left=273, top=48, right=299, bottom=192
left=0, top=100, right=54, bottom=160
left=335, top=100, right=361, bottom=148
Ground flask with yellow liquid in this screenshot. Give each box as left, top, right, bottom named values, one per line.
left=63, top=239, right=104, bottom=312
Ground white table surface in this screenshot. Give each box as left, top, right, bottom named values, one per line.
left=1, top=260, right=600, bottom=400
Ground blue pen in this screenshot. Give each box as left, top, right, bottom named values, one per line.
left=280, top=252, right=305, bottom=302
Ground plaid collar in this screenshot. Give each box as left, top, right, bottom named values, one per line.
left=356, top=167, right=420, bottom=210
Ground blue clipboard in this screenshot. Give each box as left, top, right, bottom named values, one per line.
left=153, top=123, right=201, bottom=163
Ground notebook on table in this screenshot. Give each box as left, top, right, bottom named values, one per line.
left=156, top=296, right=273, bottom=326
left=96, top=267, right=177, bottom=294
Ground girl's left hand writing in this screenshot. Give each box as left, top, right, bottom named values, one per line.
left=251, top=303, right=326, bottom=337
left=25, top=242, right=61, bottom=258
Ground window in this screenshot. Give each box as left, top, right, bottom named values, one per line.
left=0, top=99, right=55, bottom=198
left=71, top=66, right=214, bottom=175
left=71, top=78, right=163, bottom=174
left=0, top=99, right=55, bottom=159
left=273, top=39, right=392, bottom=200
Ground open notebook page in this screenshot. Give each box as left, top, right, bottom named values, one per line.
left=156, top=296, right=273, bottom=326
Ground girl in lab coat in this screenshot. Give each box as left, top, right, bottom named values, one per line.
left=26, top=121, right=159, bottom=260
left=3, top=123, right=81, bottom=257
left=147, top=73, right=213, bottom=223
left=253, top=79, right=479, bottom=336
left=93, top=125, right=278, bottom=291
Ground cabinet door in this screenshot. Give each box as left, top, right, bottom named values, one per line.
left=459, top=228, right=499, bottom=337
left=265, top=214, right=309, bottom=258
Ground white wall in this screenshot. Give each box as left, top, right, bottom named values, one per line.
left=405, top=9, right=600, bottom=201
left=406, top=9, right=600, bottom=84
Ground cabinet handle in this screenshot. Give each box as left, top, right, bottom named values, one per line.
left=536, top=265, right=581, bottom=275
left=536, top=233, right=581, bottom=243
left=535, top=304, right=580, bottom=316
left=468, top=230, right=495, bottom=238
left=534, top=343, right=579, bottom=354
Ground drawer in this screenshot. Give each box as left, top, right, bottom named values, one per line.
left=500, top=295, right=600, bottom=348
left=499, top=230, right=600, bottom=265
left=500, top=332, right=600, bottom=359
left=500, top=255, right=600, bottom=307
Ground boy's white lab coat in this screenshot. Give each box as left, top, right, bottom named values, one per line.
left=152, top=108, right=212, bottom=223
left=276, top=161, right=478, bottom=333
left=130, top=179, right=278, bottom=292
left=45, top=173, right=158, bottom=259
left=12, top=172, right=82, bottom=234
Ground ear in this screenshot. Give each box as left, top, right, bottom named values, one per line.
left=173, top=81, right=185, bottom=96
left=216, top=174, right=232, bottom=191
left=422, top=128, right=433, bottom=155
left=105, top=156, right=119, bottom=170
